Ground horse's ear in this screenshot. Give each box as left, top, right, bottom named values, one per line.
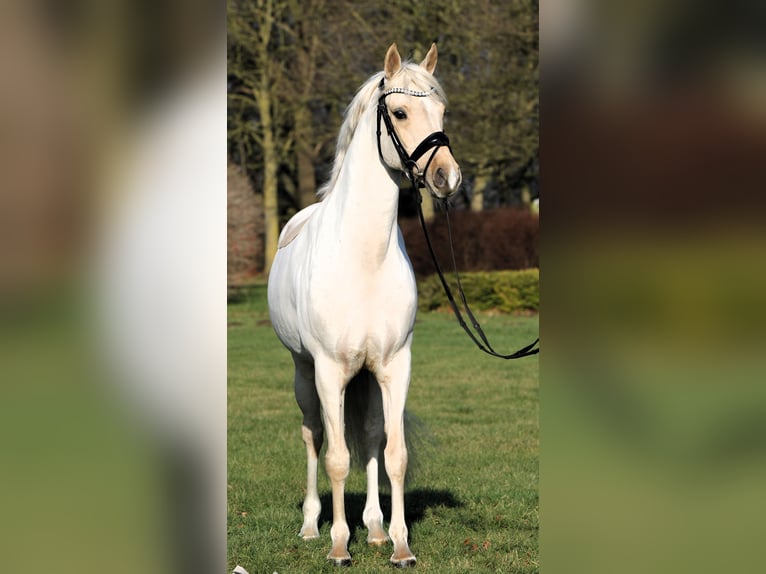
left=420, top=43, right=438, bottom=74
left=384, top=43, right=401, bottom=79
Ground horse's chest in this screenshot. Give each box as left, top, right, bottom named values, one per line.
left=309, top=271, right=416, bottom=367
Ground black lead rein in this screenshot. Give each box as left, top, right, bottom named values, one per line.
left=415, top=198, right=539, bottom=359
left=376, top=78, right=539, bottom=360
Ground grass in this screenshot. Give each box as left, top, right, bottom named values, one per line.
left=228, top=283, right=539, bottom=573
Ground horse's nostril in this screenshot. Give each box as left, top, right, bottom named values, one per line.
left=434, top=167, right=446, bottom=188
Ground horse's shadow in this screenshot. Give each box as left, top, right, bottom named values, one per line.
left=297, top=488, right=462, bottom=543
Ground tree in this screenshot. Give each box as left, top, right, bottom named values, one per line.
left=227, top=0, right=539, bottom=272
left=228, top=0, right=291, bottom=273
left=443, top=0, right=539, bottom=210
left=282, top=0, right=326, bottom=209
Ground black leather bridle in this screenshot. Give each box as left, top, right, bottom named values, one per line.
left=376, top=81, right=451, bottom=188
left=375, top=78, right=539, bottom=360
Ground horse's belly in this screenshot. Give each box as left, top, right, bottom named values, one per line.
left=266, top=248, right=304, bottom=354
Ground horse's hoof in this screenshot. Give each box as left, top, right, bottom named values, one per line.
left=391, top=556, right=417, bottom=568
left=366, top=529, right=390, bottom=546
left=329, top=557, right=352, bottom=567
left=367, top=536, right=389, bottom=547
left=299, top=526, right=320, bottom=540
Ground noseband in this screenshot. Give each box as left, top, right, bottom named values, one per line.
left=375, top=81, right=452, bottom=188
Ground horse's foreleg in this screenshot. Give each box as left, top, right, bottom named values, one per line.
left=378, top=350, right=417, bottom=567
left=362, top=375, right=389, bottom=546
left=315, top=357, right=352, bottom=566
left=293, top=356, right=322, bottom=540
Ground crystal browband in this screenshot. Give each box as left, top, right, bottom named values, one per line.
left=381, top=87, right=433, bottom=98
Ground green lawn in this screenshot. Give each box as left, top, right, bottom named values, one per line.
left=228, top=284, right=539, bottom=573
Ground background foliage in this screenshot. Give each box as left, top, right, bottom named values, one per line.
left=227, top=0, right=539, bottom=274
left=418, top=269, right=539, bottom=314
left=401, top=207, right=538, bottom=275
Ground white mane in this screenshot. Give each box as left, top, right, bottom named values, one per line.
left=317, top=63, right=447, bottom=199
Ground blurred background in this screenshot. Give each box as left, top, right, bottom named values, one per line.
left=2, top=0, right=765, bottom=572
left=0, top=1, right=225, bottom=573
left=541, top=0, right=766, bottom=573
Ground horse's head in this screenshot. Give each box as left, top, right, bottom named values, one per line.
left=377, top=43, right=462, bottom=199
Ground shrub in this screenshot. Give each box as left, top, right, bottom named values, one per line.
left=228, top=162, right=264, bottom=284
left=418, top=269, right=539, bottom=314
left=400, top=207, right=538, bottom=276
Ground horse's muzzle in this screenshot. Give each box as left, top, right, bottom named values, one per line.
left=425, top=148, right=461, bottom=198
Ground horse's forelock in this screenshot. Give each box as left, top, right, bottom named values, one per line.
left=396, top=61, right=447, bottom=105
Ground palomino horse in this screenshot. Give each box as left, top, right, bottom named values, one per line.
left=267, top=43, right=461, bottom=567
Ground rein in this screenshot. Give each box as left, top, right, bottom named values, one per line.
left=415, top=201, right=540, bottom=359
left=376, top=80, right=540, bottom=360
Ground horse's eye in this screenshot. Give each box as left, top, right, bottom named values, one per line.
left=393, top=109, right=407, bottom=120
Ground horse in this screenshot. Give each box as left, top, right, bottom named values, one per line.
left=267, top=43, right=461, bottom=567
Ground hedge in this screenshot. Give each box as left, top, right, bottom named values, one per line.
left=417, top=269, right=539, bottom=314
left=400, top=208, right=538, bottom=275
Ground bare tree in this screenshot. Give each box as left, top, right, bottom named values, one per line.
left=228, top=0, right=291, bottom=272
left=227, top=0, right=539, bottom=271
left=445, top=0, right=539, bottom=210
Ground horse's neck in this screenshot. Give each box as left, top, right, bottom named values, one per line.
left=326, top=112, right=401, bottom=267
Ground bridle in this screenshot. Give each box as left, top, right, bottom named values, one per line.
left=375, top=77, right=540, bottom=361
left=375, top=80, right=451, bottom=188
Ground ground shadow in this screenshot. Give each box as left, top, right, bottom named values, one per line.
left=296, top=488, right=462, bottom=544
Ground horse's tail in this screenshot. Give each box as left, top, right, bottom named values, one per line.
left=344, top=369, right=430, bottom=486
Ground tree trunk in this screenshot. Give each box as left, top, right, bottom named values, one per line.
left=257, top=0, right=280, bottom=274
left=471, top=169, right=489, bottom=211
left=521, top=186, right=531, bottom=207
left=293, top=25, right=319, bottom=209
left=294, top=106, right=317, bottom=208
left=258, top=88, right=279, bottom=274
left=419, top=188, right=435, bottom=222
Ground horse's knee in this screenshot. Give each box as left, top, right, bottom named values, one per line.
left=325, top=447, right=350, bottom=482
left=384, top=442, right=408, bottom=482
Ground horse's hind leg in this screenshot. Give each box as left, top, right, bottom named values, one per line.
left=293, top=355, right=322, bottom=540
left=362, top=373, right=389, bottom=546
